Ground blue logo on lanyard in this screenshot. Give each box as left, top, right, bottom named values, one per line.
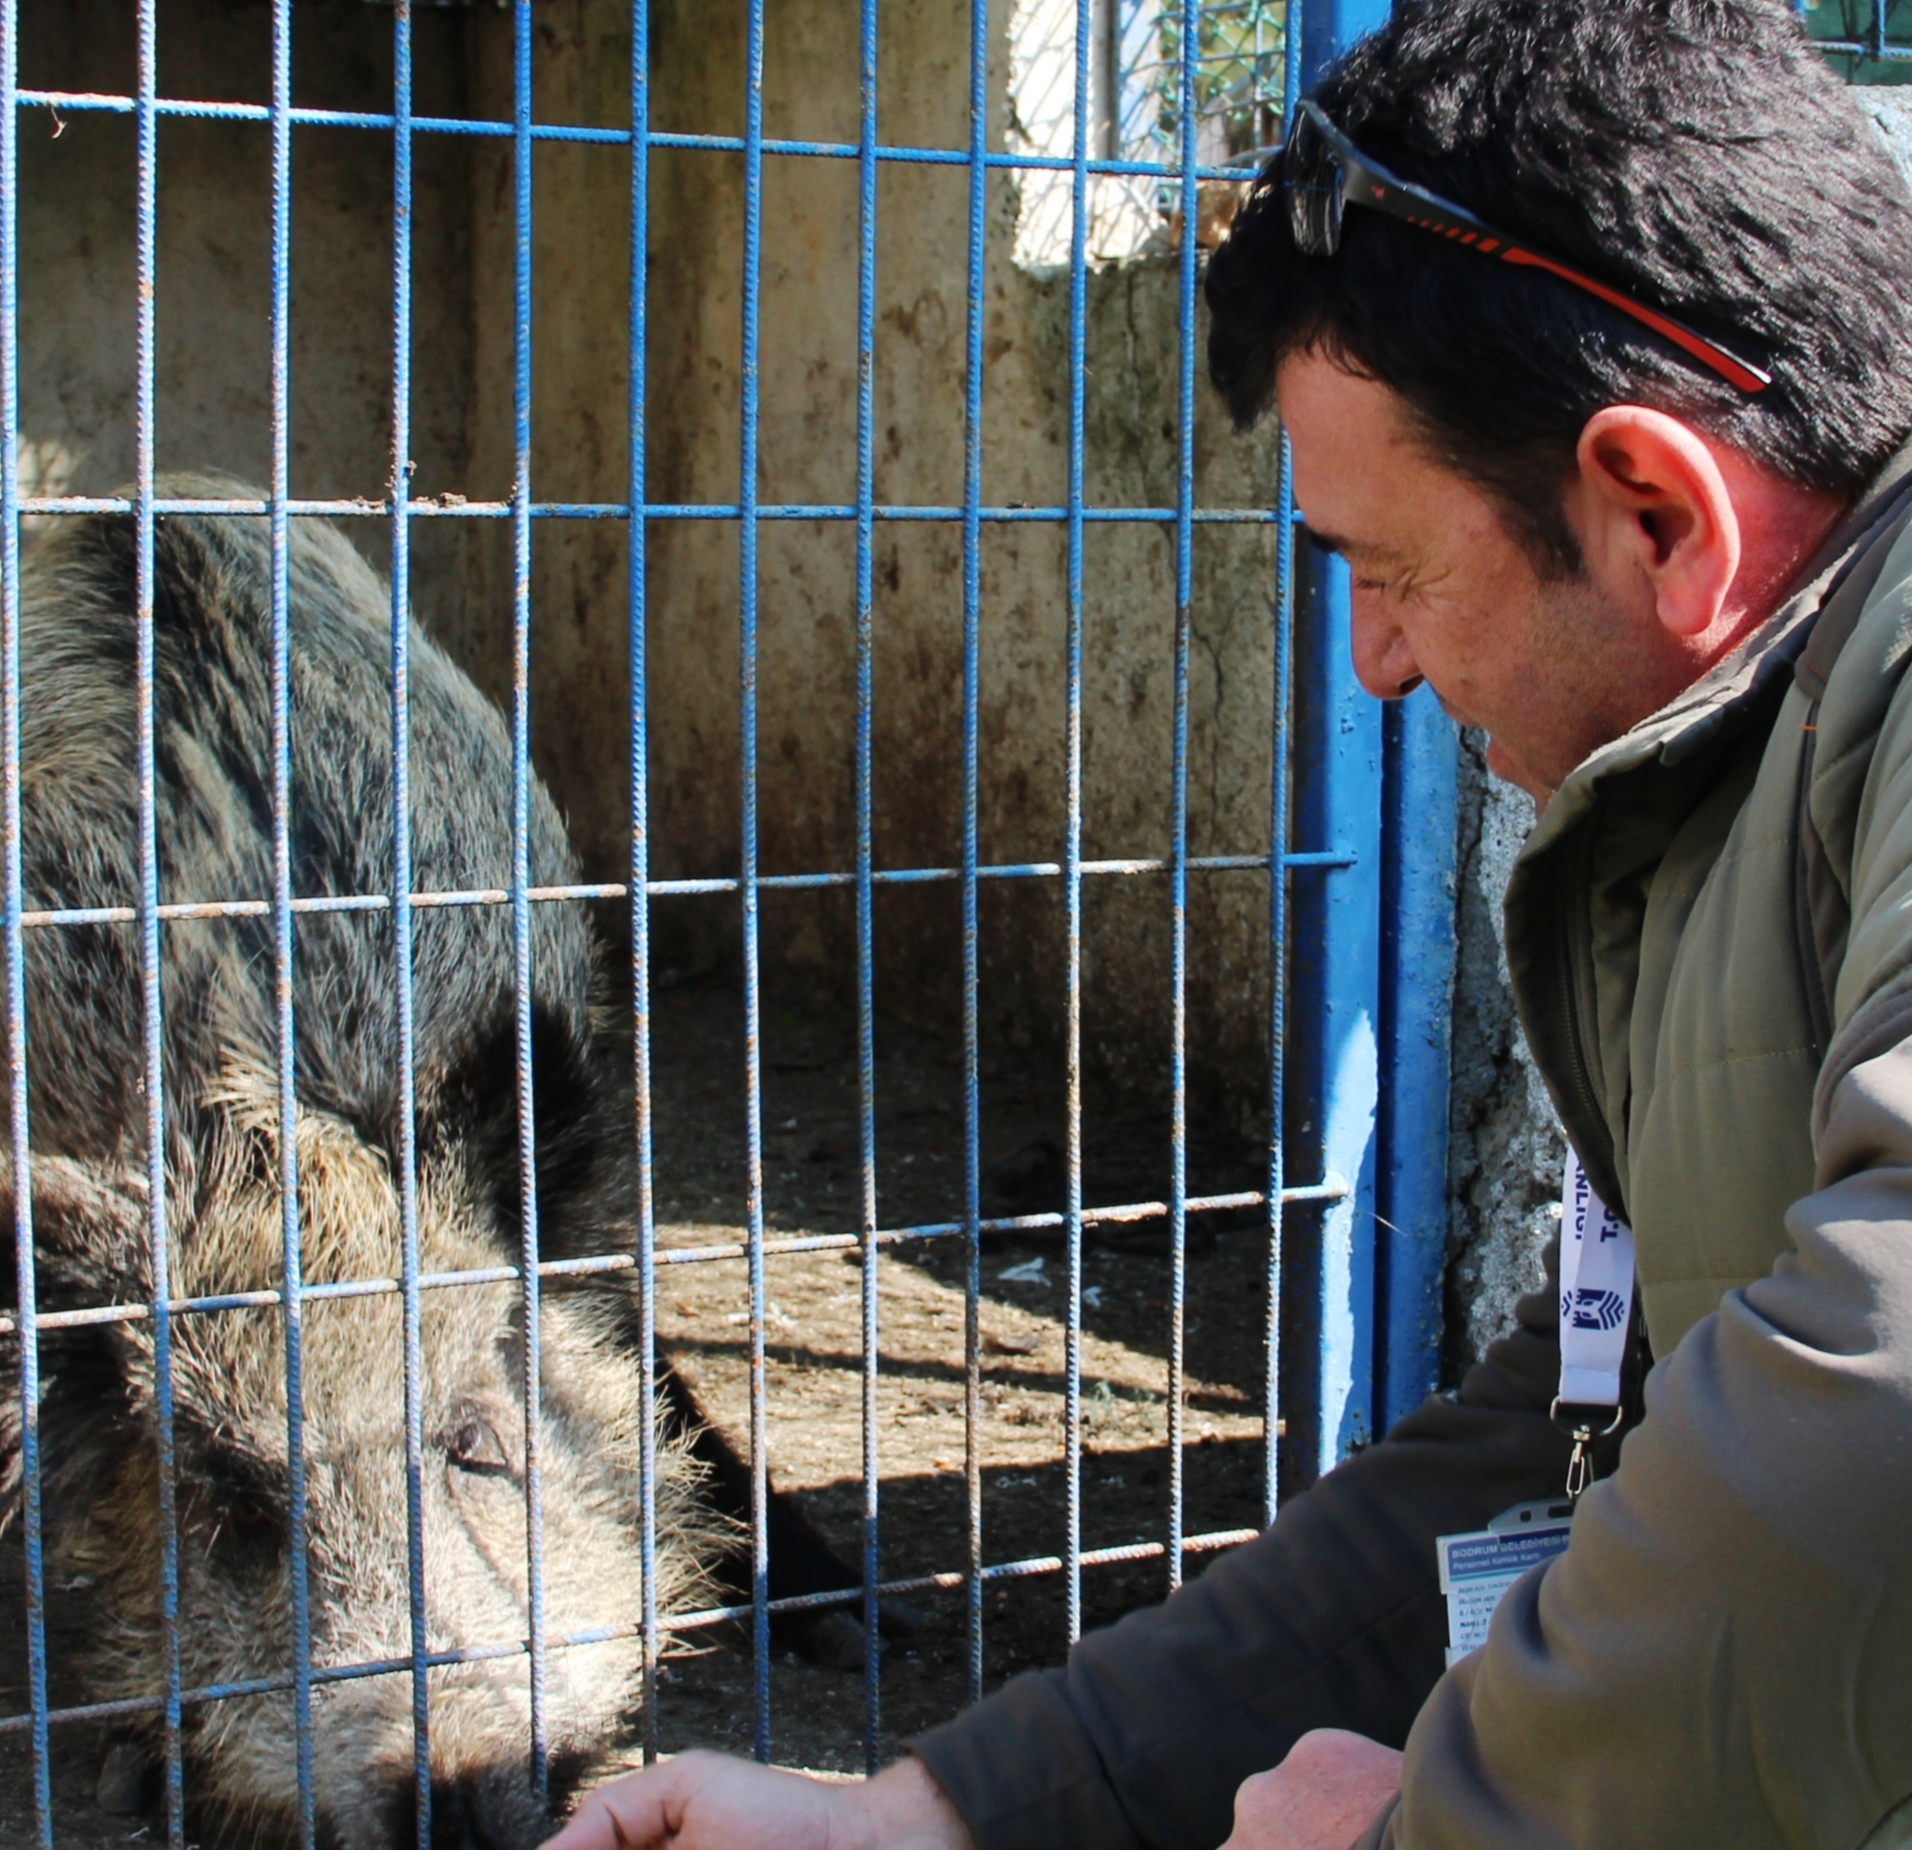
left=1569, top=1286, right=1627, bottom=1332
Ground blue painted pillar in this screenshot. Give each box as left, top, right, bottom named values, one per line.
left=1291, top=533, right=1383, bottom=1475
left=1288, top=0, right=1440, bottom=1477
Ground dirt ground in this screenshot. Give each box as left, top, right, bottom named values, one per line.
left=0, top=971, right=1285, bottom=1843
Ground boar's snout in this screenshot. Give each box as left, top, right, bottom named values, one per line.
left=366, top=1767, right=565, bottom=1850
left=430, top=1769, right=549, bottom=1850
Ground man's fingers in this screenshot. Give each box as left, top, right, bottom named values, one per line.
left=546, top=1785, right=657, bottom=1850
left=1221, top=1730, right=1403, bottom=1850
left=548, top=1758, right=695, bottom=1850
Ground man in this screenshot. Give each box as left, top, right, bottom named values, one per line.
left=550, top=1, right=1912, bottom=1843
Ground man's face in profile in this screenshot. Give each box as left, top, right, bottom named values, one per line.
left=1276, top=348, right=1639, bottom=802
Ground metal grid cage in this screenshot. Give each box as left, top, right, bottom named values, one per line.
left=1809, top=0, right=1912, bottom=73
left=71, top=0, right=1912, bottom=1835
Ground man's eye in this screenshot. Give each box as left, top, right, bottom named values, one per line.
left=1355, top=572, right=1415, bottom=600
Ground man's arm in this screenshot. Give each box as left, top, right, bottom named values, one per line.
left=910, top=1267, right=1592, bottom=1850
left=543, top=1263, right=1590, bottom=1850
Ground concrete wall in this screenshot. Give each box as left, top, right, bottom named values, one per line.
left=453, top=0, right=1291, bottom=1122
left=18, top=1, right=476, bottom=607
left=1442, top=739, right=1558, bottom=1375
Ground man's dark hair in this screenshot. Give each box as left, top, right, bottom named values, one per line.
left=1205, top=0, right=1912, bottom=572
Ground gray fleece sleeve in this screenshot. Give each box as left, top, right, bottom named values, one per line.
left=911, top=1262, right=1600, bottom=1850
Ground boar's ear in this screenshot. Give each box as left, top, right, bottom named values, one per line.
left=0, top=1155, right=147, bottom=1533
left=424, top=1002, right=622, bottom=1258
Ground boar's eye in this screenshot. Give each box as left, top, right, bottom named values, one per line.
left=188, top=1450, right=287, bottom=1572
left=446, top=1415, right=514, bottom=1478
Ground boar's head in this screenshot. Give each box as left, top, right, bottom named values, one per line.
left=6, top=1088, right=724, bottom=1847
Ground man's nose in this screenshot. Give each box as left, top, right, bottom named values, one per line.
left=1348, top=593, right=1421, bottom=701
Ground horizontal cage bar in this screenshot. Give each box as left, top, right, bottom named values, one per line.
left=0, top=1526, right=1266, bottom=1739
left=17, top=86, right=1279, bottom=176
left=0, top=1173, right=1350, bottom=1339
left=14, top=851, right=1352, bottom=928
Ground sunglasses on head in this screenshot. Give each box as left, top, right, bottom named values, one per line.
left=1281, top=99, right=1771, bottom=396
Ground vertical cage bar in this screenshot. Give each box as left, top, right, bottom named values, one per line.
left=387, top=7, right=433, bottom=1840
left=1263, top=0, right=1303, bottom=1532
left=1061, top=0, right=1090, bottom=1648
left=1266, top=437, right=1295, bottom=1524
left=0, top=0, right=50, bottom=1838
left=508, top=0, right=550, bottom=1806
left=132, top=2, right=187, bottom=1839
left=1164, top=0, right=1200, bottom=1597
left=628, top=0, right=662, bottom=1773
left=853, top=0, right=884, bottom=1774
left=738, top=0, right=772, bottom=1764
left=960, top=0, right=989, bottom=1710
left=267, top=2, right=317, bottom=1841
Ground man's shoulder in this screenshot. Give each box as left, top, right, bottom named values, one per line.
left=1805, top=498, right=1912, bottom=898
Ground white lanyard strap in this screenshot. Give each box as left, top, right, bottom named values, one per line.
left=1553, top=1145, right=1635, bottom=1498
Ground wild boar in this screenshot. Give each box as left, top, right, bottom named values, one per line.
left=0, top=481, right=864, bottom=1846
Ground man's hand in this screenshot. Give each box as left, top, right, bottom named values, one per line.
left=1221, top=1730, right=1403, bottom=1850
left=545, top=1749, right=974, bottom=1850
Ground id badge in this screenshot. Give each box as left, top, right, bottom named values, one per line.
left=1435, top=1499, right=1573, bottom=1668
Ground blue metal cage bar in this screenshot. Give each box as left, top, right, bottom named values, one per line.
left=0, top=0, right=49, bottom=1839
left=852, top=0, right=885, bottom=1775
left=0, top=0, right=1470, bottom=1831
left=1063, top=0, right=1093, bottom=1652
left=960, top=0, right=991, bottom=1712
left=130, top=2, right=187, bottom=1841
left=1166, top=0, right=1202, bottom=1595
left=386, top=6, right=435, bottom=1841
left=627, top=0, right=663, bottom=1778
left=508, top=0, right=551, bottom=1804
left=738, top=0, right=774, bottom=1762
left=267, top=3, right=318, bottom=1844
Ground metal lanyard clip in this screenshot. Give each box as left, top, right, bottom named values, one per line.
left=1554, top=1147, right=1636, bottom=1503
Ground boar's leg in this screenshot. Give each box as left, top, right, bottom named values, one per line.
left=655, top=1359, right=920, bottom=1670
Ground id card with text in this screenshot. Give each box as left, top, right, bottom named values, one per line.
left=1436, top=1501, right=1573, bottom=1669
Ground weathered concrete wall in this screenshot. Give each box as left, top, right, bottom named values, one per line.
left=33, top=5, right=1908, bottom=1367
left=1442, top=736, right=1558, bottom=1376
left=12, top=0, right=1515, bottom=1373
left=456, top=0, right=1290, bottom=1116
left=17, top=0, right=476, bottom=614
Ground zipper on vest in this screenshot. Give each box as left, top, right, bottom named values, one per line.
left=1555, top=830, right=1621, bottom=1208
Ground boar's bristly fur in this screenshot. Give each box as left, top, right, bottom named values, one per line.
left=0, top=480, right=727, bottom=1846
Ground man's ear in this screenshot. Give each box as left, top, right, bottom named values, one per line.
left=1571, top=406, right=1742, bottom=643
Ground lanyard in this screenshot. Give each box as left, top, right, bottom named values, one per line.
left=1552, top=1145, right=1635, bottom=1500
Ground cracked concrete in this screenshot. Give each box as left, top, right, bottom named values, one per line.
left=1443, top=731, right=1562, bottom=1375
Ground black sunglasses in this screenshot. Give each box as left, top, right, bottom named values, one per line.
left=1282, top=100, right=1771, bottom=396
